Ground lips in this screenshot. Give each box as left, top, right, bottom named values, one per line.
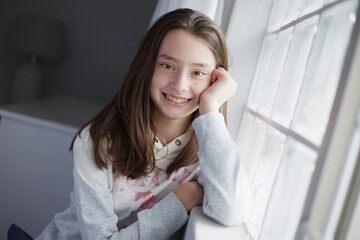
left=163, top=93, right=191, bottom=103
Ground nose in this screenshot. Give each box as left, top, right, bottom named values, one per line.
left=170, top=70, right=189, bottom=93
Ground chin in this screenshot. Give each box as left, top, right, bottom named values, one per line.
left=165, top=113, right=193, bottom=120
left=162, top=108, right=196, bottom=120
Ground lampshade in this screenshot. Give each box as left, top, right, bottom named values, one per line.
left=8, top=12, right=66, bottom=60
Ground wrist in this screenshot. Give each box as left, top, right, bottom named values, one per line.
left=174, top=190, right=191, bottom=213
left=199, top=100, right=219, bottom=115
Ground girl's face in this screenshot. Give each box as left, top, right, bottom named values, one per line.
left=150, top=29, right=216, bottom=122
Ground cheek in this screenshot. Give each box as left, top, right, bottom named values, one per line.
left=149, top=77, right=160, bottom=101
left=150, top=70, right=167, bottom=91
left=150, top=72, right=162, bottom=92
left=192, top=79, right=211, bottom=96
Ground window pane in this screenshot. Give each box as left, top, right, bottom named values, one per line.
left=291, top=0, right=358, bottom=146
left=247, top=34, right=277, bottom=111
left=258, top=27, right=293, bottom=118
left=242, top=118, right=267, bottom=182
left=260, top=138, right=317, bottom=240
left=268, top=0, right=287, bottom=31
left=271, top=16, right=319, bottom=128
left=236, top=111, right=255, bottom=155
left=300, top=0, right=325, bottom=16
left=282, top=0, right=303, bottom=25
left=246, top=126, right=286, bottom=240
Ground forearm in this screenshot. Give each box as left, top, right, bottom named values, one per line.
left=75, top=174, right=189, bottom=240
left=73, top=131, right=189, bottom=240
left=192, top=112, right=253, bottom=226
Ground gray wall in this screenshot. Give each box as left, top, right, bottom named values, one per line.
left=0, top=0, right=158, bottom=105
left=0, top=0, right=157, bottom=237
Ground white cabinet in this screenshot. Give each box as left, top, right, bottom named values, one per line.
left=0, top=96, right=104, bottom=238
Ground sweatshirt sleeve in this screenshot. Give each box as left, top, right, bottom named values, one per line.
left=192, top=112, right=253, bottom=226
left=72, top=129, right=189, bottom=240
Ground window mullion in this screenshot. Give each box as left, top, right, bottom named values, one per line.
left=247, top=108, right=319, bottom=152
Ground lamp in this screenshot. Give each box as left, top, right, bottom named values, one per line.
left=8, top=12, right=66, bottom=103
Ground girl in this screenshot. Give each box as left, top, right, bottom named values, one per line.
left=36, top=8, right=252, bottom=240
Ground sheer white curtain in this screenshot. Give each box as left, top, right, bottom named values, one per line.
left=150, top=0, right=224, bottom=27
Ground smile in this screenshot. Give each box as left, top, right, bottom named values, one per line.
left=164, top=93, right=191, bottom=103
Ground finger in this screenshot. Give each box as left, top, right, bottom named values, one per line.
left=211, top=68, right=226, bottom=85
left=211, top=68, right=219, bottom=85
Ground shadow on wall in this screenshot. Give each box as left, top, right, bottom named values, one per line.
left=0, top=0, right=158, bottom=105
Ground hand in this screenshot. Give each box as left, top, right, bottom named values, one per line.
left=199, top=68, right=237, bottom=115
left=173, top=181, right=204, bottom=213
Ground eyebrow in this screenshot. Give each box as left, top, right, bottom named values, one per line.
left=158, top=54, right=213, bottom=69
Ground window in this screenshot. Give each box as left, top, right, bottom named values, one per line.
left=328, top=102, right=360, bottom=239
left=235, top=0, right=359, bottom=239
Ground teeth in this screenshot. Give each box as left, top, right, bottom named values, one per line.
left=165, top=94, right=189, bottom=103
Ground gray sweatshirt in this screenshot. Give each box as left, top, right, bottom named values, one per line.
left=36, top=112, right=252, bottom=240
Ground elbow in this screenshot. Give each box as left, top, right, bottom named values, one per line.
left=221, top=183, right=254, bottom=226
left=202, top=193, right=253, bottom=227
left=217, top=200, right=252, bottom=227
left=228, top=198, right=253, bottom=226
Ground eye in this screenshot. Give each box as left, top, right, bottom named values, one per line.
left=161, top=64, right=175, bottom=70
left=192, top=71, right=205, bottom=76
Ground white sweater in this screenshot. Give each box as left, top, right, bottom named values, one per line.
left=36, top=112, right=252, bottom=240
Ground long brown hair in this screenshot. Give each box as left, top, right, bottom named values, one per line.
left=70, top=8, right=229, bottom=178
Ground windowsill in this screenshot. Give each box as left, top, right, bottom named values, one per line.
left=183, top=206, right=251, bottom=240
